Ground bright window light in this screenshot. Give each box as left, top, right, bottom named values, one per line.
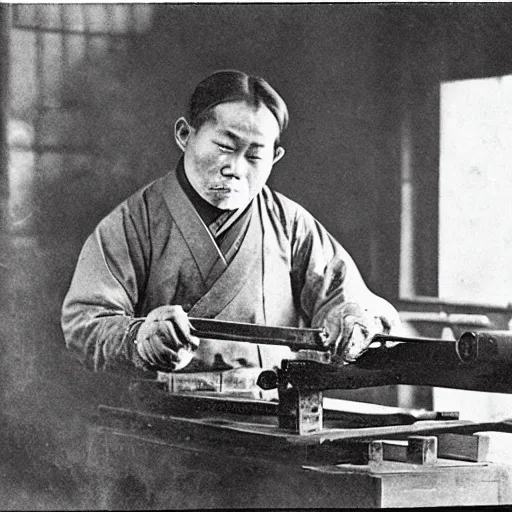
left=439, top=75, right=512, bottom=307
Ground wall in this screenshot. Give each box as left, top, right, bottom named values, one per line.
left=0, top=4, right=427, bottom=508
left=2, top=5, right=156, bottom=508
left=0, top=4, right=407, bottom=507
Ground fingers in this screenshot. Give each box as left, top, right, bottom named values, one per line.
left=369, top=294, right=401, bottom=333
left=334, top=315, right=368, bottom=362
left=323, top=317, right=342, bottom=348
left=342, top=323, right=371, bottom=363
left=136, top=327, right=198, bottom=372
left=136, top=333, right=180, bottom=371
left=173, top=347, right=195, bottom=372
left=340, top=312, right=399, bottom=362
left=135, top=305, right=202, bottom=371
left=322, top=309, right=379, bottom=363
left=159, top=320, right=185, bottom=351
left=146, top=305, right=199, bottom=350
left=323, top=312, right=364, bottom=347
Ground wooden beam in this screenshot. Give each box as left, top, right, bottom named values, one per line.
left=437, top=433, right=490, bottom=462
left=367, top=435, right=438, bottom=465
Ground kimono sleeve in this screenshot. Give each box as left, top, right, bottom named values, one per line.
left=289, top=204, right=399, bottom=332
left=61, top=202, right=151, bottom=373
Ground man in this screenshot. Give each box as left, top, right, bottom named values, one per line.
left=62, top=70, right=400, bottom=376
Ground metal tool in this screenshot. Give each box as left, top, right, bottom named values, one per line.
left=372, top=334, right=457, bottom=345
left=181, top=318, right=512, bottom=434
left=189, top=319, right=461, bottom=351
left=456, top=330, right=512, bottom=363
left=188, top=317, right=328, bottom=351
left=374, top=331, right=512, bottom=364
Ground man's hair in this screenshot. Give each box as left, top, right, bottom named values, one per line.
left=188, top=70, right=289, bottom=141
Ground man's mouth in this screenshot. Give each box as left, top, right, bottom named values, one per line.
left=210, top=185, right=235, bottom=193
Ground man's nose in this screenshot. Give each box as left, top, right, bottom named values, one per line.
left=220, top=155, right=244, bottom=179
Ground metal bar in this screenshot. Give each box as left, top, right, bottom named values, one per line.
left=188, top=319, right=457, bottom=349
left=188, top=317, right=328, bottom=351
left=372, top=334, right=456, bottom=344
left=399, top=296, right=512, bottom=314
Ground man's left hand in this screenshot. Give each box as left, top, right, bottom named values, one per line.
left=322, top=301, right=399, bottom=363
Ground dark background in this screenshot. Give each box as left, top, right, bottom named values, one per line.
left=1, top=3, right=512, bottom=508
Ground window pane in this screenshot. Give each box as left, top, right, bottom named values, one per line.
left=110, top=4, right=132, bottom=34
left=61, top=4, right=86, bottom=33
left=10, top=31, right=38, bottom=115
left=41, top=33, right=63, bottom=108
left=12, top=5, right=37, bottom=28
left=38, top=4, right=63, bottom=31
left=439, top=76, right=512, bottom=306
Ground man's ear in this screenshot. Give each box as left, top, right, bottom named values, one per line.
left=174, top=117, right=194, bottom=152
left=273, top=146, right=285, bottom=164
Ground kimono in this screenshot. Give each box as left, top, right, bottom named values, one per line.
left=61, top=162, right=396, bottom=374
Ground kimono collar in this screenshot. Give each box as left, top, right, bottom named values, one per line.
left=176, top=157, right=230, bottom=227
left=160, top=161, right=263, bottom=319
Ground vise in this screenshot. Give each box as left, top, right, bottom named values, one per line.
left=187, top=317, right=512, bottom=435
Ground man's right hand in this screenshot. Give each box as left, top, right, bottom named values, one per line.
left=135, top=305, right=200, bottom=371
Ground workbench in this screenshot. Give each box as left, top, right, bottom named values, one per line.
left=85, top=317, right=512, bottom=508
left=85, top=383, right=512, bottom=509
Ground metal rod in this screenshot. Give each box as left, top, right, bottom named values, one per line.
left=188, top=317, right=328, bottom=351
left=372, top=334, right=456, bottom=344
left=188, top=318, right=456, bottom=350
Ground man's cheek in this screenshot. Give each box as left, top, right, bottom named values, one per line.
left=197, top=154, right=223, bottom=178
left=251, top=170, right=271, bottom=192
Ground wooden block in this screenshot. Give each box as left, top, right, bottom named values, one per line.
left=170, top=371, right=221, bottom=393
left=437, top=433, right=490, bottom=462
left=369, top=440, right=408, bottom=463
left=369, top=437, right=438, bottom=465
left=368, top=440, right=384, bottom=464
left=297, top=390, right=323, bottom=435
left=407, top=436, right=438, bottom=465
left=277, top=387, right=323, bottom=434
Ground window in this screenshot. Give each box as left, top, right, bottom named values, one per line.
left=7, top=4, right=153, bottom=233
left=439, top=75, right=512, bottom=307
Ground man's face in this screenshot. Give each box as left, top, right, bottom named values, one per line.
left=176, top=101, right=284, bottom=210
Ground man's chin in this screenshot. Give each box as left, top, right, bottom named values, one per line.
left=214, top=197, right=250, bottom=211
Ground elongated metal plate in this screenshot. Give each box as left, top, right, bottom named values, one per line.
left=188, top=317, right=328, bottom=351
left=372, top=334, right=456, bottom=345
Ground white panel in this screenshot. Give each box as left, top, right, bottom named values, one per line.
left=437, top=77, right=512, bottom=420
left=439, top=76, right=512, bottom=306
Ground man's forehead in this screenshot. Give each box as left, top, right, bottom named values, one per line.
left=209, top=101, right=280, bottom=141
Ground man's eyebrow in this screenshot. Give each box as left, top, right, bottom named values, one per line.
left=220, top=130, right=266, bottom=148
left=221, top=130, right=241, bottom=142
